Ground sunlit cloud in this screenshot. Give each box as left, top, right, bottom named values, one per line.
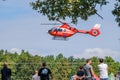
left=10, top=48, right=48, bottom=56
left=10, top=48, right=22, bottom=54
left=74, top=48, right=120, bottom=61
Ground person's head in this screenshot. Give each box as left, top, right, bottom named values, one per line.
left=3, top=62, right=8, bottom=67
left=114, top=74, right=118, bottom=77
left=99, top=58, right=104, bottom=63
left=42, top=62, right=47, bottom=67
left=79, top=65, right=84, bottom=70
left=86, top=59, right=92, bottom=64
left=118, top=71, right=120, bottom=75
left=35, top=70, right=38, bottom=74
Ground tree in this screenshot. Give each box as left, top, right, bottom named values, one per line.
left=91, top=57, right=99, bottom=75
left=0, top=50, right=120, bottom=79
left=31, top=0, right=108, bottom=24
left=0, top=50, right=4, bottom=61
left=104, top=56, right=117, bottom=74
left=15, top=51, right=33, bottom=79
left=112, top=0, right=120, bottom=26
left=31, top=0, right=120, bottom=26
left=1, top=0, right=120, bottom=26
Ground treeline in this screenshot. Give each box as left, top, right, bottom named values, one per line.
left=0, top=49, right=120, bottom=80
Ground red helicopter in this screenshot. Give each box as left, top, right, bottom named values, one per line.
left=48, top=21, right=101, bottom=40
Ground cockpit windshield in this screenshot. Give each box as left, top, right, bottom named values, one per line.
left=51, top=27, right=56, bottom=31
left=51, top=28, right=63, bottom=32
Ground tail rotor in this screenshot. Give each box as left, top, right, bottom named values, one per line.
left=89, top=24, right=101, bottom=37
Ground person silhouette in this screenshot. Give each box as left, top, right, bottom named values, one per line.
left=38, top=62, right=52, bottom=80
left=32, top=70, right=40, bottom=80
left=1, top=62, right=11, bottom=80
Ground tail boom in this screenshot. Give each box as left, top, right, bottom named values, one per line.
left=77, top=24, right=101, bottom=37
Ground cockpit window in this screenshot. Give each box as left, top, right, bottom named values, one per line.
left=51, top=28, right=63, bottom=32
left=57, top=28, right=62, bottom=32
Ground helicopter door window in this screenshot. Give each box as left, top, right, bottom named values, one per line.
left=60, top=29, right=62, bottom=32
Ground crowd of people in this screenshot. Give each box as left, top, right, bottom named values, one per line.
left=0, top=62, right=52, bottom=80
left=72, top=58, right=120, bottom=80
left=1, top=59, right=120, bottom=80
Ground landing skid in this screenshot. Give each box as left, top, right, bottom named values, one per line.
left=52, top=36, right=69, bottom=41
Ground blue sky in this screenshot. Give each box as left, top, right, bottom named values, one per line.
left=0, top=0, right=120, bottom=61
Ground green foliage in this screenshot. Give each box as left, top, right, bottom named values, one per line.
left=91, top=57, right=99, bottom=75
left=112, top=0, right=120, bottom=26
left=0, top=50, right=120, bottom=79
left=1, top=0, right=120, bottom=26
left=30, top=0, right=108, bottom=24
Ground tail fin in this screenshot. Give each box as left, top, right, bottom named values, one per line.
left=92, top=24, right=101, bottom=29
left=89, top=24, right=101, bottom=37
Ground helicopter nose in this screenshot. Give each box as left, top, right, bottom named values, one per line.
left=48, top=30, right=51, bottom=33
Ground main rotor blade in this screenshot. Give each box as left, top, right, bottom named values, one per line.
left=41, top=23, right=61, bottom=25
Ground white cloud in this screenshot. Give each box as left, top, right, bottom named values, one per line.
left=10, top=48, right=22, bottom=54
left=9, top=48, right=120, bottom=61
left=28, top=49, right=45, bottom=56
left=74, top=48, right=120, bottom=61
left=10, top=48, right=45, bottom=56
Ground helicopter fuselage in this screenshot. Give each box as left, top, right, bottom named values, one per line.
left=48, top=23, right=78, bottom=38
left=48, top=23, right=101, bottom=39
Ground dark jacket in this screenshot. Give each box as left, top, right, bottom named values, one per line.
left=1, top=67, right=11, bottom=80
